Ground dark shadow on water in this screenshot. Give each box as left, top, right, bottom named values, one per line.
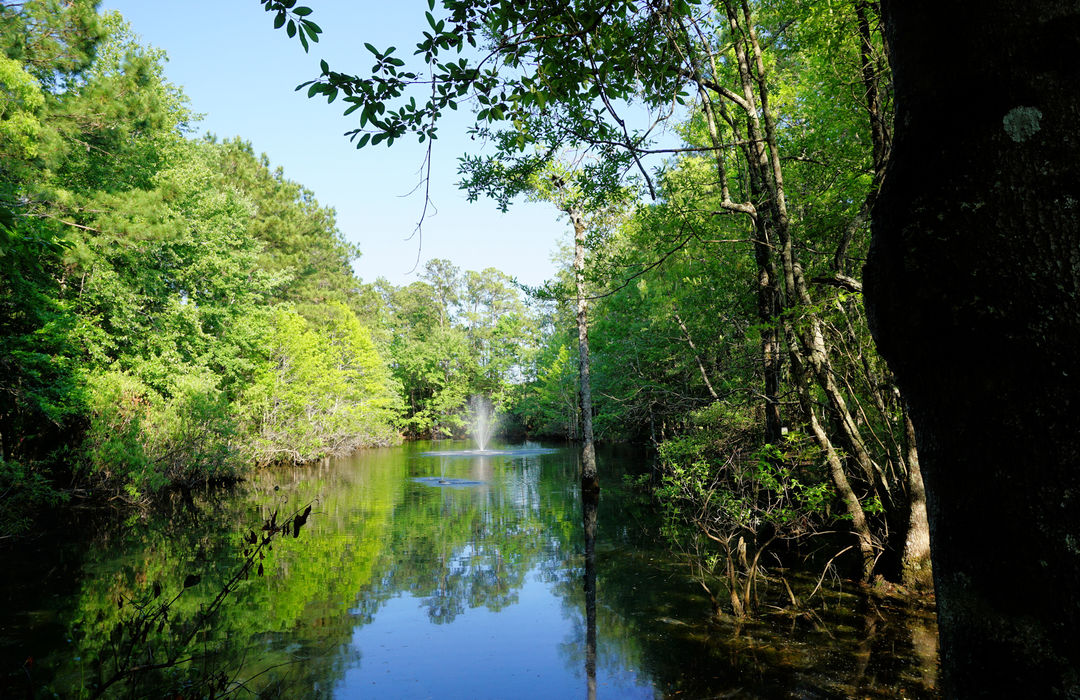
left=412, top=477, right=485, bottom=488
left=583, top=488, right=598, bottom=700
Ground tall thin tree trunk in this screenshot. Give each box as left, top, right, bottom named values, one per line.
left=674, top=310, right=719, bottom=399
left=690, top=50, right=783, bottom=442
left=721, top=2, right=787, bottom=445
left=571, top=209, right=598, bottom=492
left=900, top=412, right=932, bottom=589
left=725, top=1, right=887, bottom=572
left=786, top=320, right=877, bottom=580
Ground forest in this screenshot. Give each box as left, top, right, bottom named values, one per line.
left=3, top=0, right=1077, bottom=697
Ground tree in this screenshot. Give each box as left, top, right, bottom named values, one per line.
left=273, top=0, right=934, bottom=584
left=0, top=1, right=410, bottom=517
left=511, top=166, right=631, bottom=491
left=240, top=303, right=400, bottom=465
left=865, top=1, right=1080, bottom=695
left=375, top=261, right=536, bottom=439
left=208, top=137, right=365, bottom=325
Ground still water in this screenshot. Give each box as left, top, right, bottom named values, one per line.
left=1, top=441, right=938, bottom=698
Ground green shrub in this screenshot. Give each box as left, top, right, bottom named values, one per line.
left=239, top=303, right=401, bottom=465
left=83, top=370, right=242, bottom=499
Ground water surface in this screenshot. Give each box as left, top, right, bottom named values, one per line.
left=0, top=441, right=939, bottom=697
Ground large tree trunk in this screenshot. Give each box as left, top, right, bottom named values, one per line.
left=866, top=1, right=1080, bottom=695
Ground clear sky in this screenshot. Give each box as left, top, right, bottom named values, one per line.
left=97, top=1, right=570, bottom=288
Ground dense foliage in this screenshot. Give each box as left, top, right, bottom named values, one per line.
left=0, top=2, right=554, bottom=537
left=5, top=0, right=1066, bottom=693
left=0, top=3, right=411, bottom=528
left=375, top=259, right=542, bottom=439
left=5, top=0, right=922, bottom=611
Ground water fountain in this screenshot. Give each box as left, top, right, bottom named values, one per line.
left=470, top=394, right=494, bottom=452
left=414, top=396, right=558, bottom=487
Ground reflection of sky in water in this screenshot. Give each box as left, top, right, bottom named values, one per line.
left=329, top=442, right=653, bottom=698
left=337, top=572, right=653, bottom=699
left=1, top=439, right=939, bottom=698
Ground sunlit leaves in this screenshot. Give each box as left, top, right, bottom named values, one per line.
left=239, top=303, right=401, bottom=464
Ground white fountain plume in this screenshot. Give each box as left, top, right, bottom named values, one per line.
left=415, top=396, right=557, bottom=476
left=469, top=395, right=494, bottom=452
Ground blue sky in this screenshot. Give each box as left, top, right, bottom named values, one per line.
left=98, top=1, right=570, bottom=288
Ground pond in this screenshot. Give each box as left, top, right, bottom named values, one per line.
left=1, top=441, right=939, bottom=698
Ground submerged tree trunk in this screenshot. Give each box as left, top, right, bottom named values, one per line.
left=867, top=1, right=1080, bottom=694
left=571, top=209, right=598, bottom=492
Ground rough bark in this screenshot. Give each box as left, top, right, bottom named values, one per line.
left=571, top=209, right=598, bottom=492
left=866, top=1, right=1080, bottom=694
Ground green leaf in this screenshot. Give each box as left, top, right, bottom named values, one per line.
left=287, top=19, right=296, bottom=38
left=294, top=6, right=312, bottom=16
left=273, top=11, right=285, bottom=29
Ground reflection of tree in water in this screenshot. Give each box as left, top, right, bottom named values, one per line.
left=548, top=452, right=941, bottom=699
left=23, top=454, right=404, bottom=697
left=7, top=444, right=939, bottom=698
left=368, top=457, right=554, bottom=624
